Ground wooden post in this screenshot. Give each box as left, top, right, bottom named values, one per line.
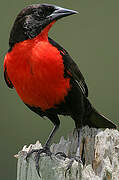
left=16, top=126, right=119, bottom=180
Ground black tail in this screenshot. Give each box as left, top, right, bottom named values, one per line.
left=88, top=108, right=117, bottom=129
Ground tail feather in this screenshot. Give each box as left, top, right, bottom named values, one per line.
left=88, top=108, right=117, bottom=129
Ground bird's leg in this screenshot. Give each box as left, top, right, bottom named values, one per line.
left=55, top=128, right=83, bottom=160
left=26, top=124, right=59, bottom=158
left=76, top=127, right=82, bottom=162
left=35, top=124, right=60, bottom=177
left=26, top=115, right=60, bottom=176
left=44, top=124, right=59, bottom=148
left=64, top=127, right=83, bottom=177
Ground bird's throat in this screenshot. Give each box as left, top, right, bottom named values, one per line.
left=35, top=21, right=56, bottom=41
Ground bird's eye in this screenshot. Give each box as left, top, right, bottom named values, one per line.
left=38, top=6, right=54, bottom=18
left=45, top=6, right=54, bottom=16
left=38, top=8, right=43, bottom=16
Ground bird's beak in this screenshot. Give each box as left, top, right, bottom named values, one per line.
left=49, top=6, right=78, bottom=21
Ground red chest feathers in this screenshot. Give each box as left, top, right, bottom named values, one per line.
left=5, top=39, right=70, bottom=110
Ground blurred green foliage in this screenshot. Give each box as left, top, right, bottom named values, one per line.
left=0, top=0, right=119, bottom=179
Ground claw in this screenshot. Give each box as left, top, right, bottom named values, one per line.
left=65, top=156, right=83, bottom=178
left=25, top=149, right=39, bottom=162
left=55, top=151, right=67, bottom=159
left=26, top=146, right=52, bottom=177
left=65, top=158, right=74, bottom=177
left=74, top=156, right=83, bottom=163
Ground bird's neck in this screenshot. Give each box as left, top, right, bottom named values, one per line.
left=35, top=21, right=56, bottom=42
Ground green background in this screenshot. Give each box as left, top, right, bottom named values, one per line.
left=0, top=0, right=119, bottom=179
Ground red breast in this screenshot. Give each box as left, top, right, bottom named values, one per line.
left=4, top=23, right=71, bottom=110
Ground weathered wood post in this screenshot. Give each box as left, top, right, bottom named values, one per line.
left=16, top=126, right=119, bottom=180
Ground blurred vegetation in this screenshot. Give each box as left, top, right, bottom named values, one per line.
left=0, top=0, right=119, bottom=179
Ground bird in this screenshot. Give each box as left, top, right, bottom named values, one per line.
left=4, top=3, right=116, bottom=174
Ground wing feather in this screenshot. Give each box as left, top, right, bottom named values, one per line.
left=48, top=37, right=88, bottom=97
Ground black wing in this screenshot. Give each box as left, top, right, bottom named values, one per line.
left=4, top=65, right=14, bottom=89
left=48, top=37, right=88, bottom=97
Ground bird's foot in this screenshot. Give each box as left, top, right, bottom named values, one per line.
left=26, top=146, right=52, bottom=177
left=55, top=152, right=83, bottom=177
left=65, top=156, right=83, bottom=177
left=55, top=151, right=67, bottom=159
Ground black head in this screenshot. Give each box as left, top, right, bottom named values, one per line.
left=9, top=4, right=78, bottom=49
